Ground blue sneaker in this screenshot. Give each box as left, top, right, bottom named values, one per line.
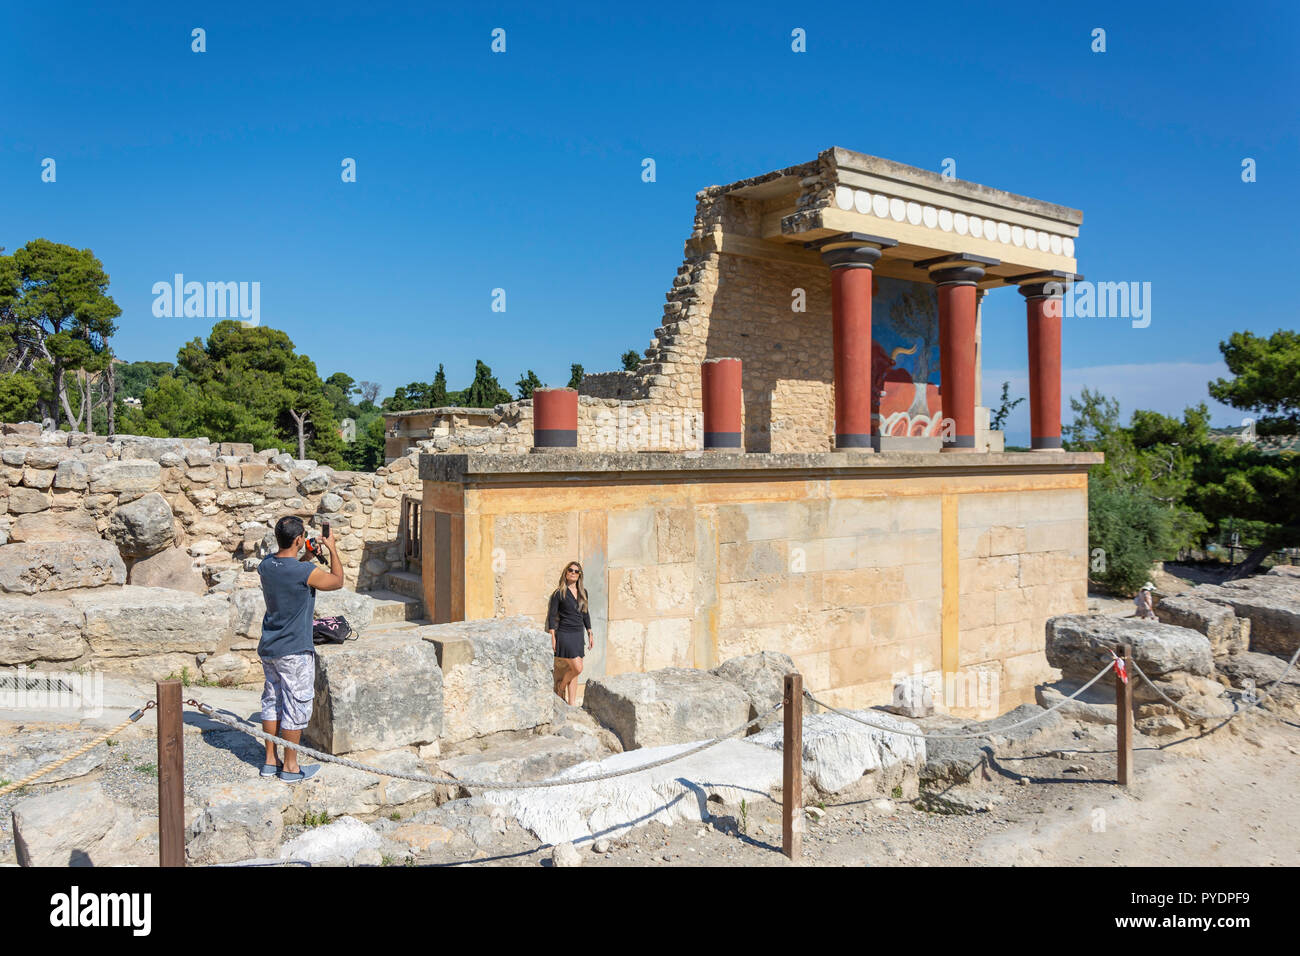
left=260, top=761, right=283, bottom=777
left=278, top=764, right=321, bottom=783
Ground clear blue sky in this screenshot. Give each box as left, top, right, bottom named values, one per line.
left=3, top=1, right=1296, bottom=442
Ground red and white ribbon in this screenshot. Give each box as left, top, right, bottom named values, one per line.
left=1109, top=649, right=1128, bottom=684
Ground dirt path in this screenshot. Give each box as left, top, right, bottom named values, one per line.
left=972, top=720, right=1300, bottom=867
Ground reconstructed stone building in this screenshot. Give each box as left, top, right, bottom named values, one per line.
left=417, top=148, right=1099, bottom=713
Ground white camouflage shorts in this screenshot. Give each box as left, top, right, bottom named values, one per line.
left=259, top=651, right=315, bottom=731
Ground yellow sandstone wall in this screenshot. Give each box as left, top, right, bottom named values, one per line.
left=422, top=469, right=1088, bottom=714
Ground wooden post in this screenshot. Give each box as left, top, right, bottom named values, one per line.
left=1115, top=644, right=1133, bottom=787
left=782, top=673, right=802, bottom=861
left=156, top=680, right=185, bottom=867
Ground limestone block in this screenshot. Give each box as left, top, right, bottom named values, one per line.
left=1218, top=651, right=1300, bottom=706
left=0, top=595, right=87, bottom=665
left=187, top=778, right=292, bottom=865
left=24, top=446, right=71, bottom=469
left=200, top=651, right=259, bottom=686
left=108, top=491, right=175, bottom=557
left=607, top=508, right=656, bottom=567
left=0, top=539, right=126, bottom=594
left=1046, top=614, right=1213, bottom=685
left=13, top=782, right=154, bottom=867
left=7, top=486, right=51, bottom=513
left=437, top=733, right=606, bottom=789
left=297, top=468, right=331, bottom=495
left=127, top=545, right=207, bottom=595
left=1188, top=577, right=1300, bottom=657
left=417, top=616, right=553, bottom=743
left=70, top=586, right=230, bottom=657
left=53, top=458, right=89, bottom=489
left=280, top=816, right=379, bottom=864
left=8, top=508, right=100, bottom=543
left=483, top=738, right=783, bottom=845
left=641, top=617, right=692, bottom=670
left=305, top=636, right=443, bottom=754
left=710, top=650, right=799, bottom=731
left=89, top=460, right=161, bottom=494
left=748, top=709, right=925, bottom=796
left=582, top=667, right=752, bottom=751
left=22, top=467, right=55, bottom=489
left=239, top=463, right=269, bottom=487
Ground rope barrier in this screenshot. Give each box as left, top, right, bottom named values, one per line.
left=1129, top=641, right=1300, bottom=726
left=0, top=701, right=156, bottom=798
left=801, top=660, right=1117, bottom=740
left=184, top=697, right=784, bottom=790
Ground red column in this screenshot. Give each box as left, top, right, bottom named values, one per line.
left=831, top=267, right=875, bottom=449
left=812, top=233, right=897, bottom=451
left=921, top=256, right=994, bottom=452
left=532, top=387, right=578, bottom=449
left=1019, top=280, right=1067, bottom=450
left=702, top=357, right=743, bottom=450
left=937, top=282, right=978, bottom=451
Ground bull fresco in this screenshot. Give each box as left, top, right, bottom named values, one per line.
left=872, top=275, right=944, bottom=438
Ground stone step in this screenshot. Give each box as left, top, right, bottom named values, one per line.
left=382, top=570, right=423, bottom=601
left=366, top=590, right=425, bottom=624
left=365, top=618, right=431, bottom=636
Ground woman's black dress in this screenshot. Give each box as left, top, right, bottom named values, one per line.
left=547, top=587, right=591, bottom=658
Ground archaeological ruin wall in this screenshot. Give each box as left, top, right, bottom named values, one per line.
left=0, top=422, right=419, bottom=594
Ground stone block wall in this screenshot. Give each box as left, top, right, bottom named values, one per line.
left=426, top=459, right=1091, bottom=714
left=0, top=422, right=418, bottom=593
left=407, top=396, right=703, bottom=457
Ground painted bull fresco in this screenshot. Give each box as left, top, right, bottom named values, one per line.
left=871, top=276, right=945, bottom=438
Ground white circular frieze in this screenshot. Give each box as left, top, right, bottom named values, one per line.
left=970, top=216, right=983, bottom=239
left=1050, top=234, right=1063, bottom=255
left=835, top=186, right=854, bottom=211
left=923, top=205, right=938, bottom=228
left=1011, top=225, right=1024, bottom=247
left=1063, top=236, right=1075, bottom=257
left=953, top=212, right=967, bottom=235
left=889, top=198, right=906, bottom=222
left=1025, top=229, right=1038, bottom=250
left=997, top=221, right=1011, bottom=244
left=872, top=193, right=889, bottom=217
left=906, top=202, right=923, bottom=225
left=854, top=189, right=872, bottom=214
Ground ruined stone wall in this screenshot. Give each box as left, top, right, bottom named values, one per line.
left=413, top=397, right=701, bottom=455
left=0, top=422, right=418, bottom=593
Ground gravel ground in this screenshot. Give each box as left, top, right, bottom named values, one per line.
left=0, top=721, right=270, bottom=864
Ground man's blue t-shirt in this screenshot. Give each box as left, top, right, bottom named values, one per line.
left=258, top=556, right=316, bottom=658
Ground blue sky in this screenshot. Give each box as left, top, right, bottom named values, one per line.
left=2, top=1, right=1296, bottom=443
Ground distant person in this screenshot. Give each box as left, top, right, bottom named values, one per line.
left=547, top=560, right=594, bottom=706
left=258, top=515, right=344, bottom=782
left=1134, top=582, right=1157, bottom=620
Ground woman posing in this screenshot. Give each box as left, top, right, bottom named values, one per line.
left=547, top=560, right=595, bottom=705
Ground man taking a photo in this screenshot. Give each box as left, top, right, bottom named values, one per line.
left=258, top=515, right=343, bottom=782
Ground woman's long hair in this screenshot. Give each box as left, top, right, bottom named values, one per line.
left=553, top=560, right=588, bottom=613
